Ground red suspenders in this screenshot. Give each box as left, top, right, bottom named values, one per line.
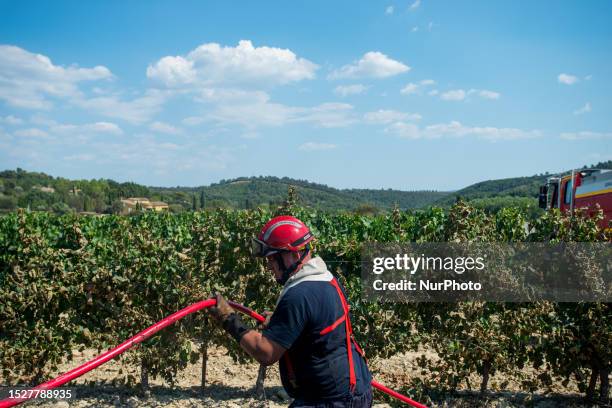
left=282, top=277, right=366, bottom=394
left=320, top=278, right=366, bottom=393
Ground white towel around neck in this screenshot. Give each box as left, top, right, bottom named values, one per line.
left=276, top=256, right=334, bottom=306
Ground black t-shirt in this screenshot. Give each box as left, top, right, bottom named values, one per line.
left=263, top=279, right=371, bottom=402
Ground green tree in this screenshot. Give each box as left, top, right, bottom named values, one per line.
left=0, top=194, right=17, bottom=210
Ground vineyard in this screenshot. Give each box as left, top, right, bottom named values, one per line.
left=0, top=196, right=610, bottom=406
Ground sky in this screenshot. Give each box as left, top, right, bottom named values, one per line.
left=0, top=0, right=611, bottom=191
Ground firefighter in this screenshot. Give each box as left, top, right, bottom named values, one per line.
left=209, top=215, right=373, bottom=407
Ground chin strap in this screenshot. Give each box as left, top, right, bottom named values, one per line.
left=275, top=245, right=310, bottom=286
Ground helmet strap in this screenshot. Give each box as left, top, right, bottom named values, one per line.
left=274, top=245, right=310, bottom=286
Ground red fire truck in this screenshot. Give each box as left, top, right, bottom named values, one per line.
left=539, top=168, right=612, bottom=230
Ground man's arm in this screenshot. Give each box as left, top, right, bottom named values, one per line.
left=239, top=330, right=286, bottom=366
left=209, top=294, right=286, bottom=366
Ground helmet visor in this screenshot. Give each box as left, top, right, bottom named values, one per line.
left=251, top=238, right=282, bottom=257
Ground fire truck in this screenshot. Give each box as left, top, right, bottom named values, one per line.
left=539, top=168, right=612, bottom=230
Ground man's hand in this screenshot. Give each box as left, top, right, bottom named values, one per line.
left=209, top=292, right=234, bottom=323
left=209, top=293, right=250, bottom=342
left=258, top=311, right=273, bottom=330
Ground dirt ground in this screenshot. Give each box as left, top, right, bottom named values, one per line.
left=7, top=345, right=607, bottom=408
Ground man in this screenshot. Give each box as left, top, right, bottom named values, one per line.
left=210, top=215, right=373, bottom=407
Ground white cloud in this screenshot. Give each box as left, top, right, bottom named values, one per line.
left=409, top=0, right=421, bottom=10
left=14, top=127, right=48, bottom=138
left=196, top=88, right=270, bottom=104
left=29, top=115, right=58, bottom=127
left=92, top=87, right=110, bottom=95
left=204, top=94, right=298, bottom=128
left=428, top=21, right=434, bottom=31
left=426, top=121, right=540, bottom=140
left=558, top=73, right=578, bottom=85
left=146, top=56, right=196, bottom=87
left=386, top=120, right=541, bottom=141
left=298, top=142, right=337, bottom=151
left=386, top=122, right=421, bottom=139
left=385, top=5, right=394, bottom=14
left=0, top=45, right=112, bottom=109
left=364, top=110, right=421, bottom=124
left=296, top=103, right=356, bottom=128
left=453, top=88, right=500, bottom=100
left=64, top=153, right=95, bottom=161
left=157, top=142, right=181, bottom=150
left=195, top=87, right=356, bottom=128
left=560, top=131, right=612, bottom=140
left=401, top=79, right=435, bottom=95
left=78, top=89, right=168, bottom=123
left=584, top=75, right=592, bottom=80
left=329, top=51, right=410, bottom=79
left=49, top=121, right=123, bottom=135
left=149, top=121, right=181, bottom=135
left=53, top=135, right=239, bottom=176
left=203, top=95, right=356, bottom=129
left=400, top=83, right=419, bottom=95
left=573, top=102, right=591, bottom=115
left=478, top=89, right=501, bottom=100
left=241, top=131, right=260, bottom=139
left=411, top=26, right=419, bottom=32
left=428, top=89, right=439, bottom=96
left=86, top=122, right=123, bottom=134
left=182, top=116, right=205, bottom=126
left=147, top=40, right=318, bottom=87
left=334, top=84, right=367, bottom=97
left=440, top=89, right=466, bottom=101
left=50, top=123, right=78, bottom=133
left=0, top=115, right=23, bottom=125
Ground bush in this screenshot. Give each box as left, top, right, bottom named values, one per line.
left=0, top=203, right=609, bottom=402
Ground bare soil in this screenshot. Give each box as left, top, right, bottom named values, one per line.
left=7, top=345, right=607, bottom=408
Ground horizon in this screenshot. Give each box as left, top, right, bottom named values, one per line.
left=1, top=1, right=611, bottom=191
left=5, top=166, right=457, bottom=192
left=7, top=162, right=605, bottom=193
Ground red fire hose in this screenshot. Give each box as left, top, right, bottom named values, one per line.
left=0, top=299, right=427, bottom=408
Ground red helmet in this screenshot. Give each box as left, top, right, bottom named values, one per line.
left=252, top=215, right=314, bottom=257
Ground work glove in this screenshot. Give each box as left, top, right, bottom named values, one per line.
left=209, top=292, right=234, bottom=323
left=258, top=311, right=273, bottom=330
left=209, top=292, right=251, bottom=342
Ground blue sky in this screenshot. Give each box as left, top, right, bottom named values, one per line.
left=0, top=1, right=610, bottom=190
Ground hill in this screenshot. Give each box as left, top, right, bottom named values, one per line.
left=149, top=176, right=448, bottom=212
left=0, top=171, right=448, bottom=213
left=2, top=160, right=609, bottom=215
left=433, top=160, right=612, bottom=215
